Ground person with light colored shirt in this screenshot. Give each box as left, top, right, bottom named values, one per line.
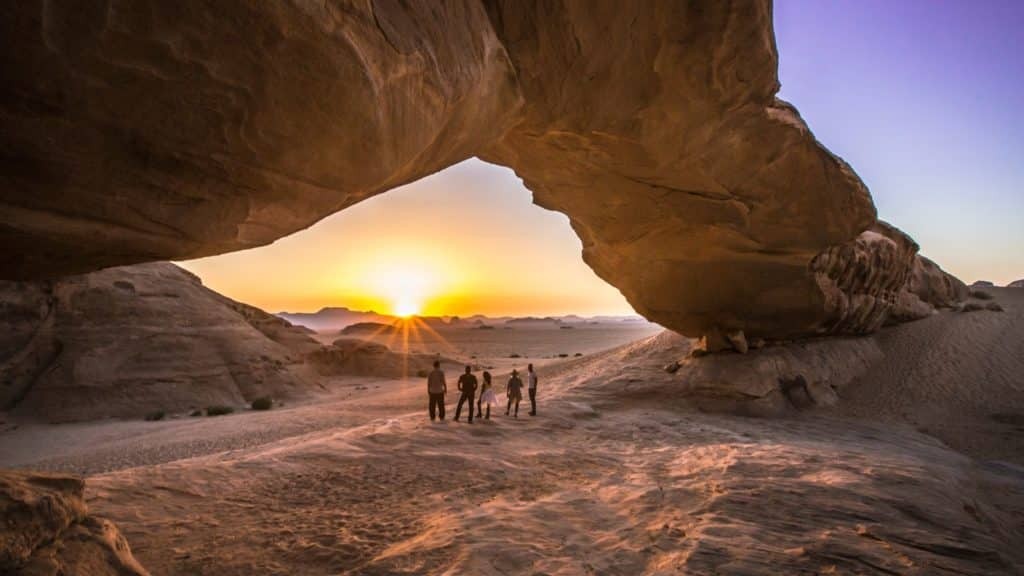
left=527, top=363, right=539, bottom=416
left=426, top=360, right=447, bottom=421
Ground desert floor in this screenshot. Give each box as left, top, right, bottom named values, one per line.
left=2, top=296, right=1024, bottom=574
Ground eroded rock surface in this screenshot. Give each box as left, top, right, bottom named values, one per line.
left=308, top=338, right=458, bottom=379
left=0, top=262, right=322, bottom=422
left=0, top=0, right=962, bottom=341
left=0, top=470, right=148, bottom=575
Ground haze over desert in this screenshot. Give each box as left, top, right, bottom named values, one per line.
left=2, top=1, right=1024, bottom=575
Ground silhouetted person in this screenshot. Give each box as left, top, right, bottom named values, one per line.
left=427, top=360, right=447, bottom=421
left=477, top=371, right=496, bottom=420
left=527, top=363, right=538, bottom=416
left=454, top=365, right=478, bottom=423
left=506, top=369, right=523, bottom=418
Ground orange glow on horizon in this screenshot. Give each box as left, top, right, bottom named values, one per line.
left=176, top=159, right=639, bottom=317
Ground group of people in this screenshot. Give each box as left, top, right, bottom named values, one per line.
left=425, top=361, right=539, bottom=423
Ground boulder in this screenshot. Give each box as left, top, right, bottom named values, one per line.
left=0, top=263, right=322, bottom=422
left=1008, top=279, right=1024, bottom=288
left=0, top=1, right=961, bottom=342
left=0, top=470, right=148, bottom=575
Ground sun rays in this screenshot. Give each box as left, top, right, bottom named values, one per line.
left=354, top=314, right=461, bottom=379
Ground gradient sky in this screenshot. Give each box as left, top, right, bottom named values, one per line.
left=180, top=1, right=1023, bottom=315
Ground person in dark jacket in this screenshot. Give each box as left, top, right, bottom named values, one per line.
left=426, top=360, right=447, bottom=421
left=454, top=365, right=478, bottom=423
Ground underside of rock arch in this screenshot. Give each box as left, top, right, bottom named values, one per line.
left=0, top=0, right=964, bottom=343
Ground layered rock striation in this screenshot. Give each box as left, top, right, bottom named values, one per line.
left=0, top=1, right=963, bottom=342
left=0, top=262, right=322, bottom=422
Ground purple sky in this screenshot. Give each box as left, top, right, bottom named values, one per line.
left=775, top=0, right=1024, bottom=284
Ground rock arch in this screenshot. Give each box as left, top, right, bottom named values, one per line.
left=0, top=0, right=963, bottom=343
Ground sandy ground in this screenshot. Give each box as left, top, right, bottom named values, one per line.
left=2, top=291, right=1023, bottom=574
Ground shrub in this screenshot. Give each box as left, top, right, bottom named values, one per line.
left=416, top=369, right=429, bottom=378
left=206, top=405, right=234, bottom=416
left=144, top=410, right=165, bottom=421
left=509, top=353, right=522, bottom=358
left=962, top=302, right=986, bottom=312
left=558, top=353, right=569, bottom=358
left=189, top=410, right=202, bottom=417
left=574, top=353, right=583, bottom=357
left=251, top=397, right=273, bottom=411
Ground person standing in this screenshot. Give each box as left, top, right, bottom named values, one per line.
left=454, top=365, right=478, bottom=423
left=506, top=369, right=523, bottom=418
left=527, top=363, right=539, bottom=416
left=477, top=371, right=497, bottom=420
left=427, top=360, right=447, bottom=421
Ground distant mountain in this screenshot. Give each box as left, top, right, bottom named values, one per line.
left=339, top=321, right=399, bottom=335
left=506, top=316, right=563, bottom=324
left=278, top=307, right=654, bottom=332
left=276, top=307, right=392, bottom=331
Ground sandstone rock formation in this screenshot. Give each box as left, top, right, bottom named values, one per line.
left=0, top=0, right=963, bottom=343
left=1008, top=279, right=1024, bottom=288
left=0, top=262, right=322, bottom=422
left=308, top=339, right=457, bottom=379
left=0, top=470, right=148, bottom=575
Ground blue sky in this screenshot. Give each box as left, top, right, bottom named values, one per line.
left=775, top=0, right=1023, bottom=284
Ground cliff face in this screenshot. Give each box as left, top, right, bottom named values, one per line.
left=0, top=1, right=962, bottom=342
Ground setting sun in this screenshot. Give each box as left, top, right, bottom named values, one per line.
left=393, top=297, right=421, bottom=318
left=370, top=263, right=435, bottom=318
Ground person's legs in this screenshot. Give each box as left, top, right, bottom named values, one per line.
left=438, top=395, right=445, bottom=420
left=467, top=392, right=475, bottom=422
left=506, top=396, right=511, bottom=416
left=476, top=397, right=482, bottom=418
left=514, top=398, right=520, bottom=417
left=455, top=392, right=467, bottom=421
left=428, top=393, right=437, bottom=421
left=529, top=387, right=537, bottom=415
left=485, top=404, right=490, bottom=419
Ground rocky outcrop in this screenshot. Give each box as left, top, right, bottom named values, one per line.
left=1008, top=279, right=1024, bottom=288
left=809, top=221, right=965, bottom=335
left=0, top=1, right=960, bottom=342
left=0, top=263, right=322, bottom=422
left=308, top=339, right=457, bottom=379
left=0, top=470, right=148, bottom=575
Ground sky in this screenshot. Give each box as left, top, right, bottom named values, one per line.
left=180, top=1, right=1023, bottom=315
left=774, top=0, right=1024, bottom=285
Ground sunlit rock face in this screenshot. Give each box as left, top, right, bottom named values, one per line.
left=0, top=0, right=962, bottom=341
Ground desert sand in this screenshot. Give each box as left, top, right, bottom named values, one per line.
left=3, top=289, right=1022, bottom=574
